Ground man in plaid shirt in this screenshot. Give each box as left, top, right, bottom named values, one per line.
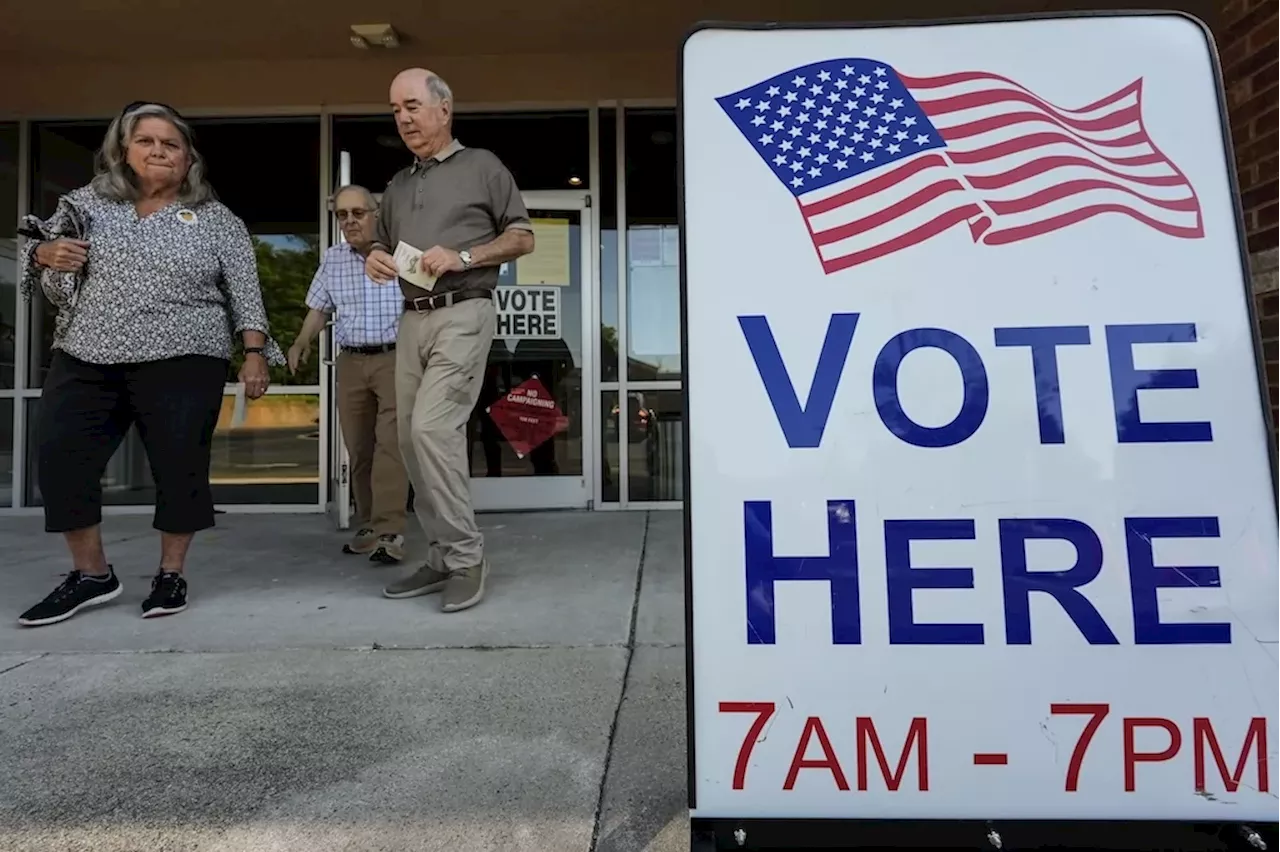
left=289, top=185, right=409, bottom=563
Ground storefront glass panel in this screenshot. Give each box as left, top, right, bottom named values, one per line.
left=624, top=110, right=680, bottom=383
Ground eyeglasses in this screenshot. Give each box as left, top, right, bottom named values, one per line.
left=335, top=208, right=374, bottom=220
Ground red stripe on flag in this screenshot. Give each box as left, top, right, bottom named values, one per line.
left=980, top=202, right=1204, bottom=245
left=919, top=86, right=1139, bottom=130
left=900, top=71, right=1139, bottom=115
left=809, top=178, right=968, bottom=246
left=943, top=131, right=1162, bottom=167
left=985, top=178, right=1199, bottom=217
left=801, top=153, right=951, bottom=217
left=820, top=203, right=983, bottom=273
left=965, top=155, right=1189, bottom=191
left=939, top=105, right=1140, bottom=142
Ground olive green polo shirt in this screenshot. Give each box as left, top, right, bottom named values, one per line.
left=373, top=139, right=533, bottom=299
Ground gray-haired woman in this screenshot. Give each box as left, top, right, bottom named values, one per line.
left=16, top=101, right=285, bottom=628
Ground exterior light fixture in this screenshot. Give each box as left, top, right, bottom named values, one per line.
left=350, top=24, right=400, bottom=49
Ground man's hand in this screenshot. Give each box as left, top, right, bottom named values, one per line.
left=239, top=353, right=270, bottom=400
left=287, top=340, right=310, bottom=375
left=420, top=246, right=465, bottom=277
left=35, top=238, right=90, bottom=272
left=365, top=248, right=399, bottom=284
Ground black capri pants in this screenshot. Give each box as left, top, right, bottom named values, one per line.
left=36, top=351, right=228, bottom=534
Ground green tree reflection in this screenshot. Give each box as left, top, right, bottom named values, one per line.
left=229, top=235, right=319, bottom=386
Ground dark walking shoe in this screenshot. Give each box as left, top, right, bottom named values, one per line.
left=382, top=563, right=448, bottom=599
left=141, top=571, right=188, bottom=619
left=18, top=568, right=122, bottom=627
left=343, top=528, right=378, bottom=555
left=442, top=561, right=488, bottom=613
left=369, top=534, right=405, bottom=565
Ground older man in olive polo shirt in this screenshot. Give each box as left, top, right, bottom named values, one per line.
left=366, top=67, right=535, bottom=613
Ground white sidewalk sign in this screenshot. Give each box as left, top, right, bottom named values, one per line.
left=680, top=13, right=1278, bottom=824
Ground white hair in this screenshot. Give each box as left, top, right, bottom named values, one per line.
left=90, top=104, right=213, bottom=205
left=328, top=184, right=378, bottom=210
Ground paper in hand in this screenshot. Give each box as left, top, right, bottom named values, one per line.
left=231, top=381, right=247, bottom=428
left=394, top=241, right=438, bottom=291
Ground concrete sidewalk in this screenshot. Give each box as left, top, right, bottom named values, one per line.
left=0, top=511, right=689, bottom=852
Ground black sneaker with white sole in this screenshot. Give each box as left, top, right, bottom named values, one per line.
left=141, top=571, right=188, bottom=618
left=18, top=568, right=123, bottom=627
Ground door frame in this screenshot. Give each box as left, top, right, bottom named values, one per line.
left=325, top=152, right=354, bottom=529
left=472, top=189, right=595, bottom=512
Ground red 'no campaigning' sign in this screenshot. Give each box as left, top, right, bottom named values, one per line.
left=486, top=376, right=569, bottom=458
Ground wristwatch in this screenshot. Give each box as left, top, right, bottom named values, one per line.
left=244, top=346, right=265, bottom=357
left=459, top=249, right=474, bottom=270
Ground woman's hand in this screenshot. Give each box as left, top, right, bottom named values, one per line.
left=239, top=352, right=270, bottom=400
left=35, top=239, right=90, bottom=272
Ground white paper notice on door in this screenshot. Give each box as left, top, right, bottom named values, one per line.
left=517, top=218, right=571, bottom=286
left=393, top=241, right=439, bottom=290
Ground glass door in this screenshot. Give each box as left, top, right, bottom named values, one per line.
left=470, top=190, right=594, bottom=510
left=322, top=184, right=594, bottom=518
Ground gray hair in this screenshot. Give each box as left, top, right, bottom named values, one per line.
left=425, top=74, right=453, bottom=108
left=91, top=104, right=213, bottom=205
left=328, top=184, right=378, bottom=211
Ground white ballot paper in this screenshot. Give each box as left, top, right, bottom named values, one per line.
left=231, top=381, right=247, bottom=428
left=394, top=241, right=439, bottom=291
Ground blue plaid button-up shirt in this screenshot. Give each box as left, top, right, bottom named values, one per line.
left=305, top=243, right=402, bottom=348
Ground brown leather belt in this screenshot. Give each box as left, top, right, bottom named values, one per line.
left=403, top=289, right=492, bottom=313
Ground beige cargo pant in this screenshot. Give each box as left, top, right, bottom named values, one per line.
left=395, top=297, right=495, bottom=572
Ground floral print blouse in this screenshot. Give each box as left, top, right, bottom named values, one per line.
left=20, top=185, right=285, bottom=367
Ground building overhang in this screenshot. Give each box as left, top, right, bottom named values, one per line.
left=0, top=0, right=1219, bottom=116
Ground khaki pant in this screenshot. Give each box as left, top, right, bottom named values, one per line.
left=395, top=298, right=496, bottom=572
left=337, top=349, right=408, bottom=535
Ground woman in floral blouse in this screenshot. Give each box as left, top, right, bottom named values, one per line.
left=17, top=102, right=284, bottom=628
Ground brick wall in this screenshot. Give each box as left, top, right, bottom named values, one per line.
left=1221, top=0, right=1278, bottom=253
left=1218, top=0, right=1278, bottom=433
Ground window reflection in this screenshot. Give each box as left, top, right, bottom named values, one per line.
left=602, top=389, right=683, bottom=502
left=624, top=110, right=680, bottom=382
left=189, top=118, right=320, bottom=388
left=210, top=392, right=319, bottom=504
left=599, top=109, right=619, bottom=384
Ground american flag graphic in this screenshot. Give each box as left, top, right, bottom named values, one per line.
left=716, top=58, right=1203, bottom=273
